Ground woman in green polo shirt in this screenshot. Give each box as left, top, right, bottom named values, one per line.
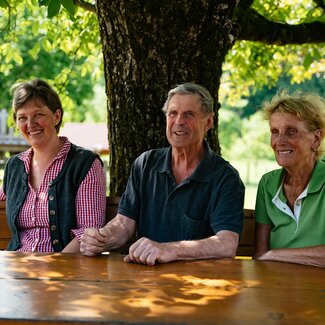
left=254, top=91, right=325, bottom=267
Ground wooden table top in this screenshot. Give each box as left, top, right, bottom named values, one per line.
left=0, top=251, right=324, bottom=325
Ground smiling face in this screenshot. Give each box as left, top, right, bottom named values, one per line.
left=165, top=94, right=213, bottom=151
left=16, top=100, right=61, bottom=149
left=269, top=112, right=321, bottom=171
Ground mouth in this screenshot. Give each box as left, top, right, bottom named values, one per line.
left=277, top=150, right=293, bottom=155
left=173, top=131, right=187, bottom=136
left=28, top=130, right=42, bottom=136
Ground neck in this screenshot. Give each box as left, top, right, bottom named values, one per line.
left=284, top=162, right=316, bottom=188
left=171, top=144, right=205, bottom=183
left=33, top=136, right=63, bottom=163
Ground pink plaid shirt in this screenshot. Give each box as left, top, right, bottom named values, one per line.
left=0, top=137, right=106, bottom=252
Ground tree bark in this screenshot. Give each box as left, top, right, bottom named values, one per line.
left=96, top=0, right=237, bottom=195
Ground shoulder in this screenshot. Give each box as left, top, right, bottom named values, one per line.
left=5, top=153, right=24, bottom=169
left=260, top=168, right=283, bottom=182
left=257, top=168, right=283, bottom=192
left=207, top=153, right=241, bottom=179
left=68, top=143, right=102, bottom=165
left=133, top=148, right=167, bottom=166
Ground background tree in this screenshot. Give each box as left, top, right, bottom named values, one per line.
left=0, top=0, right=101, bottom=121
left=1, top=0, right=324, bottom=196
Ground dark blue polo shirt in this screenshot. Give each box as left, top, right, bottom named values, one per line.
left=118, top=141, right=245, bottom=242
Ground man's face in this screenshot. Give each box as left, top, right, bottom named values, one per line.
left=166, top=94, right=213, bottom=150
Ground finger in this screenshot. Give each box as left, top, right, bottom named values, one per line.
left=98, top=227, right=108, bottom=237
left=124, top=255, right=132, bottom=263
left=146, top=251, right=158, bottom=266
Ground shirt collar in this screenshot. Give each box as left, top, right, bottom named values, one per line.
left=155, top=140, right=216, bottom=183
left=307, top=159, right=325, bottom=193
left=18, top=136, right=71, bottom=170
left=266, top=159, right=325, bottom=197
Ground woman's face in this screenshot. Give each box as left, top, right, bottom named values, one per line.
left=15, top=100, right=61, bottom=149
left=269, top=112, right=321, bottom=171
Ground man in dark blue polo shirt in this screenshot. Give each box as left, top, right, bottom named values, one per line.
left=81, top=83, right=245, bottom=265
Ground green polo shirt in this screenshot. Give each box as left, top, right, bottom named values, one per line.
left=255, top=160, right=325, bottom=249
left=118, top=141, right=245, bottom=242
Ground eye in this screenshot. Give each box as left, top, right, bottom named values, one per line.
left=286, top=128, right=297, bottom=136
left=270, top=129, right=279, bottom=135
left=167, top=111, right=177, bottom=118
left=184, top=111, right=195, bottom=118
left=17, top=116, right=26, bottom=122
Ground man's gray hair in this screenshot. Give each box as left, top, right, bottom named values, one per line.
left=162, top=83, right=214, bottom=115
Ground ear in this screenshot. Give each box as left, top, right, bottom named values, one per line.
left=54, top=108, right=62, bottom=126
left=205, top=113, right=214, bottom=132
left=312, top=129, right=324, bottom=149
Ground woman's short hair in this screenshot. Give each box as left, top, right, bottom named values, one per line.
left=162, top=82, right=214, bottom=116
left=263, top=90, right=325, bottom=159
left=11, top=79, right=63, bottom=133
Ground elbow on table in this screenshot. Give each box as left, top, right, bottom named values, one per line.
left=221, top=246, right=237, bottom=259
left=215, top=231, right=239, bottom=259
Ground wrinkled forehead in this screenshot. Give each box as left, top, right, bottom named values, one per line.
left=167, top=94, right=203, bottom=111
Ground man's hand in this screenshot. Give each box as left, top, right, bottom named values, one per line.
left=80, top=227, right=109, bottom=256
left=124, top=237, right=176, bottom=266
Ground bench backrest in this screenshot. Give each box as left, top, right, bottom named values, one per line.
left=0, top=198, right=255, bottom=256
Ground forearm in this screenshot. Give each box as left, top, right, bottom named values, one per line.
left=62, top=237, right=80, bottom=253
left=165, top=231, right=239, bottom=262
left=259, top=245, right=325, bottom=268
left=102, top=214, right=136, bottom=251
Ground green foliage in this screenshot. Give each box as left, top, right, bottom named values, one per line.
left=220, top=0, right=325, bottom=103
left=0, top=0, right=102, bottom=122
left=220, top=111, right=274, bottom=161
left=0, top=0, right=9, bottom=9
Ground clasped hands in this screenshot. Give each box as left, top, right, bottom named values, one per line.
left=80, top=227, right=175, bottom=266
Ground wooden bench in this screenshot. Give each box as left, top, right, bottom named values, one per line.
left=0, top=198, right=255, bottom=256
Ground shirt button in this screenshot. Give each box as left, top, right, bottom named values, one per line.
left=49, top=195, right=54, bottom=201
left=50, top=210, right=56, bottom=215
left=51, top=225, right=57, bottom=231
left=53, top=239, right=59, bottom=245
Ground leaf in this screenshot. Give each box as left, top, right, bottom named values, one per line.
left=61, top=0, right=76, bottom=19
left=12, top=52, right=23, bottom=65
left=31, top=20, right=40, bottom=36
left=47, top=0, right=61, bottom=18
left=312, top=48, right=322, bottom=60
left=303, top=53, right=313, bottom=69
left=29, top=43, right=41, bottom=59
left=41, top=38, right=52, bottom=52
left=0, top=0, right=9, bottom=9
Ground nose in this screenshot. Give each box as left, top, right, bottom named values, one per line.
left=275, top=133, right=288, bottom=145
left=175, top=113, right=186, bottom=125
left=26, top=116, right=37, bottom=128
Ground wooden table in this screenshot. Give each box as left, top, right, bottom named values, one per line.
left=0, top=252, right=324, bottom=325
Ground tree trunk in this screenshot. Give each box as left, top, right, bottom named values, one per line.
left=96, top=0, right=237, bottom=195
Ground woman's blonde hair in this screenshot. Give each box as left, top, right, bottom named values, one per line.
left=263, top=90, right=325, bottom=159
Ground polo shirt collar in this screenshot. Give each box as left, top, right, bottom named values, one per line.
left=307, top=159, right=325, bottom=194
left=155, top=140, right=215, bottom=183
left=266, top=159, right=325, bottom=196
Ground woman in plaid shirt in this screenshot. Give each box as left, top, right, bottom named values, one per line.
left=0, top=79, right=106, bottom=252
